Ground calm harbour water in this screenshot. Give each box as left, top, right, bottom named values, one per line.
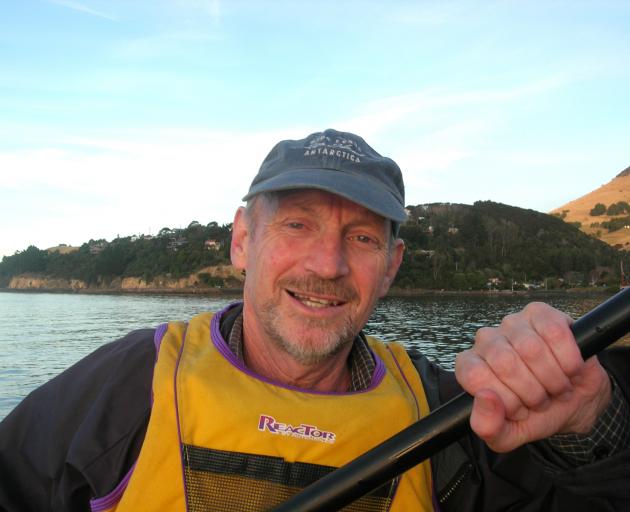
left=0, top=291, right=613, bottom=420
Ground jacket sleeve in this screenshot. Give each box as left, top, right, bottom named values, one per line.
left=0, top=329, right=156, bottom=512
left=526, top=347, right=630, bottom=503
left=409, top=346, right=630, bottom=512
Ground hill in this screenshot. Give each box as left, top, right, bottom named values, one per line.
left=1, top=202, right=628, bottom=292
left=550, top=168, right=630, bottom=250
left=0, top=221, right=239, bottom=291
left=395, top=201, right=626, bottom=290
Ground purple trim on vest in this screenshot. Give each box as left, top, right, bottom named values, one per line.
left=89, top=463, right=136, bottom=512
left=210, top=302, right=387, bottom=395
left=151, top=324, right=169, bottom=404
left=154, top=323, right=168, bottom=361
left=370, top=345, right=386, bottom=386
left=173, top=324, right=191, bottom=512
left=385, top=344, right=421, bottom=420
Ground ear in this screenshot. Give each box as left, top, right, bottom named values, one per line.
left=379, top=238, right=404, bottom=298
left=230, top=207, right=249, bottom=271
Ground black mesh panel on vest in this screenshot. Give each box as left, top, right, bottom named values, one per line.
left=182, top=444, right=397, bottom=511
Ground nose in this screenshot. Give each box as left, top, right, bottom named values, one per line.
left=303, top=233, right=350, bottom=280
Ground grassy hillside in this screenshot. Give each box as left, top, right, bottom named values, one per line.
left=550, top=169, right=630, bottom=251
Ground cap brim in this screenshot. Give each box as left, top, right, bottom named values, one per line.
left=242, top=168, right=407, bottom=223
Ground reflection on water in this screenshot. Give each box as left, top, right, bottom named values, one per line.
left=0, top=291, right=616, bottom=420
left=367, top=294, right=605, bottom=371
left=0, top=292, right=238, bottom=420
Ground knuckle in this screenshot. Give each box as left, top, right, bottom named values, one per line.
left=505, top=401, right=528, bottom=422
left=523, top=301, right=549, bottom=316
left=562, top=353, right=583, bottom=376
left=455, top=354, right=486, bottom=391
left=527, top=389, right=548, bottom=408
left=487, top=347, right=518, bottom=377
left=474, top=327, right=496, bottom=345
left=539, top=320, right=569, bottom=344
left=500, top=313, right=519, bottom=329
left=514, top=335, right=543, bottom=361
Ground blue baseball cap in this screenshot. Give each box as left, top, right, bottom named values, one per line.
left=243, top=129, right=407, bottom=224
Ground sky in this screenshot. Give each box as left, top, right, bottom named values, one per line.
left=1, top=0, right=629, bottom=258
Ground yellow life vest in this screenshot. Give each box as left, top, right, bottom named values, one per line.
left=92, top=307, right=434, bottom=512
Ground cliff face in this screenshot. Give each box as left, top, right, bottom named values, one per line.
left=8, top=276, right=87, bottom=290
left=7, top=265, right=244, bottom=292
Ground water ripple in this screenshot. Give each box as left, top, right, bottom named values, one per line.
left=0, top=291, right=615, bottom=420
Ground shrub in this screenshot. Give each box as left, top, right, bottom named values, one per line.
left=590, top=203, right=607, bottom=216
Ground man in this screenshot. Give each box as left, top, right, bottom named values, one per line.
left=1, top=129, right=629, bottom=511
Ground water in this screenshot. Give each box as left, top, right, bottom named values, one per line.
left=365, top=294, right=607, bottom=369
left=0, top=291, right=613, bottom=420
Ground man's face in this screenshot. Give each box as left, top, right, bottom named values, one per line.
left=231, top=190, right=404, bottom=365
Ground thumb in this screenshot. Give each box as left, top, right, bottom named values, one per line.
left=470, top=390, right=514, bottom=452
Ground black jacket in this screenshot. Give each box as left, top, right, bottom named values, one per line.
left=1, top=326, right=629, bottom=511
left=413, top=347, right=630, bottom=511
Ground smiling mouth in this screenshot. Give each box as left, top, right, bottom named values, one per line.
left=288, top=291, right=344, bottom=308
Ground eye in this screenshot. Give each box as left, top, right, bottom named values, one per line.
left=287, top=222, right=305, bottom=230
left=349, top=234, right=382, bottom=249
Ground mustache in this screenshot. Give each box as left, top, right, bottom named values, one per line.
left=279, top=276, right=359, bottom=303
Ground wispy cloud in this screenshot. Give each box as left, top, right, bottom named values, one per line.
left=48, top=0, right=116, bottom=21
left=339, top=75, right=569, bottom=139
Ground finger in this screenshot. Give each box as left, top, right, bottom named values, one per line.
left=455, top=349, right=529, bottom=421
left=469, top=389, right=525, bottom=452
left=470, top=389, right=505, bottom=442
left=526, top=303, right=584, bottom=377
left=507, top=328, right=573, bottom=397
left=473, top=329, right=549, bottom=410
left=470, top=389, right=534, bottom=453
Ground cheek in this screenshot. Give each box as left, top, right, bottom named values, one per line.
left=252, top=239, right=296, bottom=276
left=354, top=259, right=389, bottom=297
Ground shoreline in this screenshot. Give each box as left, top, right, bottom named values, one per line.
left=0, top=286, right=617, bottom=298
left=387, top=287, right=616, bottom=297
left=0, top=286, right=244, bottom=297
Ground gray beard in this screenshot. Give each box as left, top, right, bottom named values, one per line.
left=259, top=300, right=357, bottom=365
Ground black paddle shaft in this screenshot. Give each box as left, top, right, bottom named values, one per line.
left=272, top=287, right=630, bottom=512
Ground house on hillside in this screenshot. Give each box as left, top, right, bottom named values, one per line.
left=167, top=236, right=188, bottom=252
left=89, top=241, right=108, bottom=255
left=487, top=277, right=502, bottom=290
left=204, top=239, right=221, bottom=251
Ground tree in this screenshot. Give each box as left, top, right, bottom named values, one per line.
left=590, top=203, right=606, bottom=216
left=607, top=201, right=630, bottom=216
